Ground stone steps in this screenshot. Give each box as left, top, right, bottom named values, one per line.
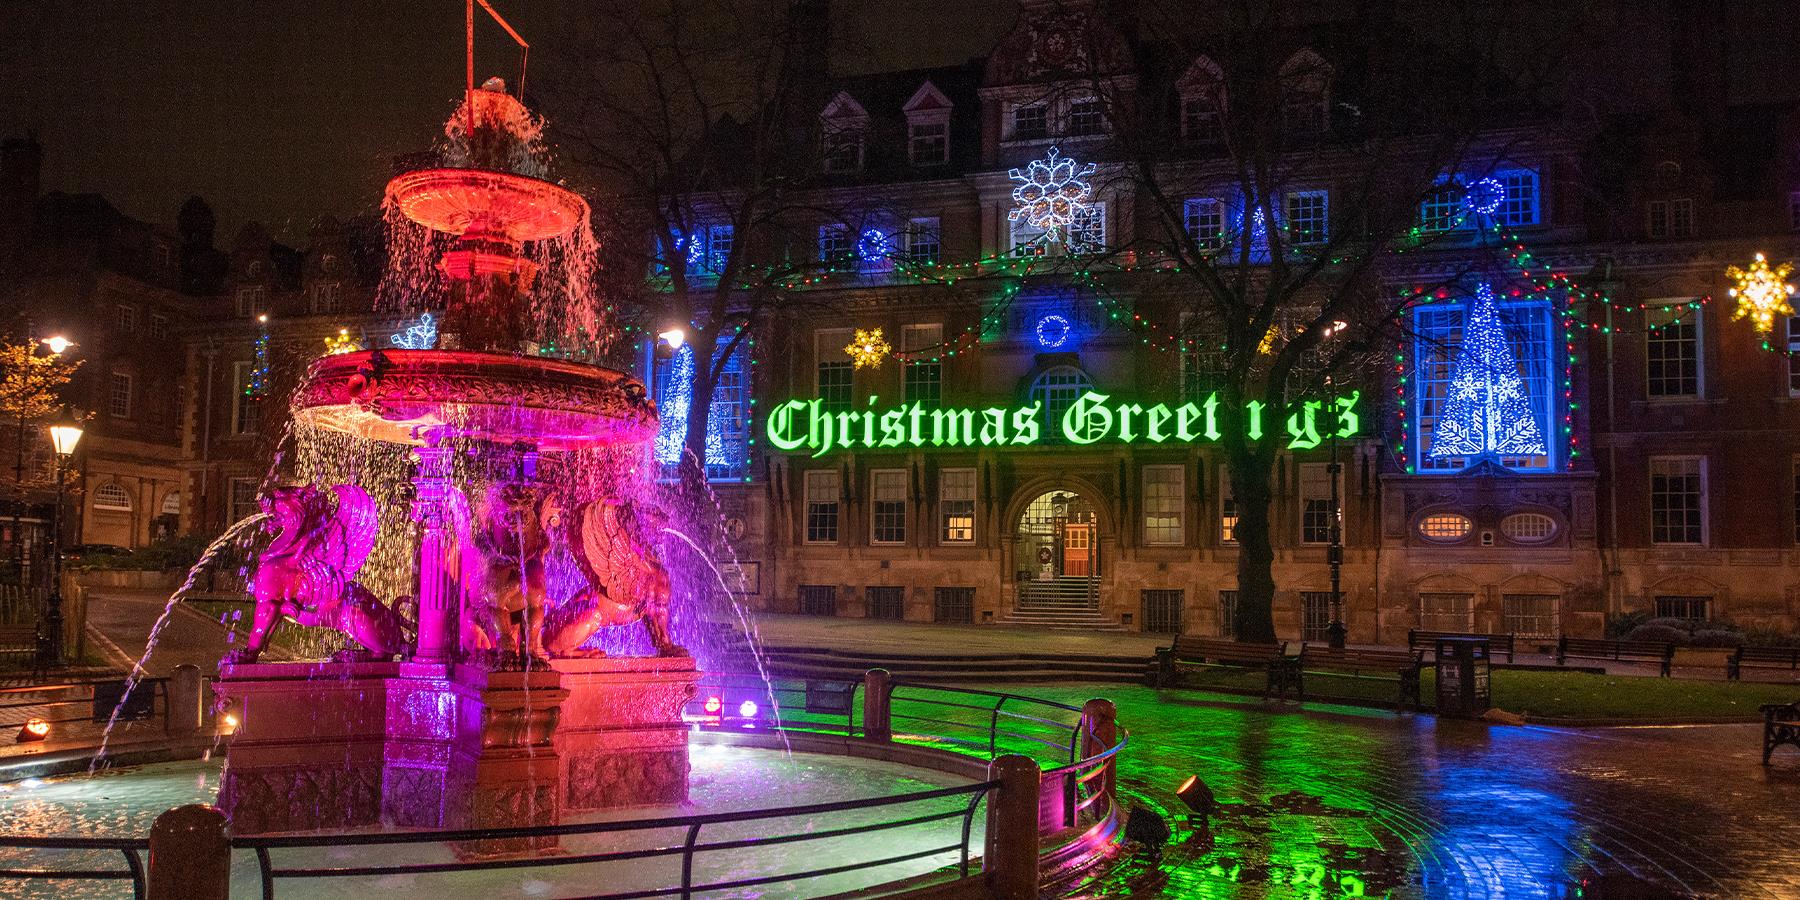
left=750, top=646, right=1152, bottom=684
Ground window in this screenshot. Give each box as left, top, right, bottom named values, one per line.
left=902, top=324, right=942, bottom=406
left=1645, top=303, right=1702, bottom=398
left=1647, top=199, right=1694, bottom=238
left=1217, top=591, right=1239, bottom=637
left=1067, top=98, right=1105, bottom=136
left=700, top=343, right=750, bottom=481
left=1011, top=103, right=1048, bottom=141
left=1142, top=465, right=1185, bottom=545
left=909, top=121, right=948, bottom=165
left=804, top=469, right=841, bottom=544
left=1141, top=590, right=1183, bottom=634
left=818, top=224, right=852, bottom=263
left=871, top=469, right=907, bottom=544
left=1493, top=169, right=1540, bottom=227
left=933, top=587, right=974, bottom=624
left=1180, top=95, right=1222, bottom=144
left=116, top=304, right=138, bottom=333
left=1219, top=468, right=1238, bottom=544
left=1419, top=593, right=1474, bottom=632
left=799, top=584, right=838, bottom=616
left=1180, top=315, right=1225, bottom=400
left=1786, top=316, right=1799, bottom=396
left=940, top=468, right=976, bottom=543
left=1183, top=198, right=1225, bottom=252
left=149, top=314, right=169, bottom=341
left=309, top=282, right=342, bottom=314
left=1795, top=457, right=1800, bottom=544
left=1654, top=595, right=1710, bottom=622
left=1284, top=191, right=1328, bottom=245
left=1419, top=181, right=1466, bottom=233
left=1413, top=294, right=1555, bottom=471
left=108, top=372, right=133, bottom=418
left=1300, top=592, right=1332, bottom=642
left=1503, top=594, right=1559, bottom=641
left=1650, top=456, right=1705, bottom=545
left=93, top=482, right=132, bottom=511
left=228, top=477, right=260, bottom=524
left=1278, top=51, right=1331, bottom=135
left=705, top=225, right=735, bottom=274
left=815, top=329, right=853, bottom=412
left=1016, top=202, right=1107, bottom=255
left=1418, top=513, right=1472, bottom=542
left=1299, top=463, right=1337, bottom=545
left=160, top=492, right=181, bottom=516
left=867, top=586, right=905, bottom=620
left=903, top=217, right=940, bottom=266
left=822, top=127, right=864, bottom=173
left=1028, top=366, right=1094, bottom=441
left=1501, top=512, right=1557, bottom=543
left=235, top=285, right=266, bottom=318
left=231, top=362, right=259, bottom=435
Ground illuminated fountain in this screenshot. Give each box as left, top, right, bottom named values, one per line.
left=214, top=77, right=698, bottom=842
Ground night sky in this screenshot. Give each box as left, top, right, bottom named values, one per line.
left=3, top=1, right=1015, bottom=243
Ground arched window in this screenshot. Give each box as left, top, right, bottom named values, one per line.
left=1278, top=49, right=1331, bottom=135
left=94, top=482, right=133, bottom=511
left=1029, top=366, right=1095, bottom=440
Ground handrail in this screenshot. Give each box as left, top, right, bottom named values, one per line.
left=0, top=836, right=148, bottom=899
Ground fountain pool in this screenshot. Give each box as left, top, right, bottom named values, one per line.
left=0, top=743, right=988, bottom=899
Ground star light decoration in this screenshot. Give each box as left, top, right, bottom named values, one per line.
left=1725, top=253, right=1795, bottom=337
left=1008, top=147, right=1096, bottom=240
left=389, top=312, right=438, bottom=350
left=844, top=327, right=891, bottom=369
left=1429, top=283, right=1546, bottom=461
left=322, top=328, right=361, bottom=356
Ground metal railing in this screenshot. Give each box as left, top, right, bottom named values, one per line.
left=0, top=834, right=148, bottom=899
left=0, top=677, right=171, bottom=736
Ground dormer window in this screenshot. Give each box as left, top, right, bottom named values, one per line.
left=1177, top=56, right=1227, bottom=146
left=903, top=81, right=953, bottom=167
left=819, top=91, right=869, bottom=174
left=1012, top=104, right=1050, bottom=141
left=310, top=281, right=342, bottom=314
left=1648, top=199, right=1695, bottom=239
left=1278, top=50, right=1332, bottom=136
left=1066, top=98, right=1106, bottom=137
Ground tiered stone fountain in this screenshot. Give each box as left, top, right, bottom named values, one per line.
left=215, top=80, right=697, bottom=845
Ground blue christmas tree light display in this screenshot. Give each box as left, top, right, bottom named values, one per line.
left=1428, top=283, right=1546, bottom=460
left=653, top=343, right=695, bottom=465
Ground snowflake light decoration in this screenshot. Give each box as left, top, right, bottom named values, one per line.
left=1429, top=283, right=1546, bottom=461
left=1725, top=252, right=1795, bottom=337
left=1008, top=147, right=1096, bottom=240
left=389, top=312, right=438, bottom=350
left=844, top=327, right=891, bottom=369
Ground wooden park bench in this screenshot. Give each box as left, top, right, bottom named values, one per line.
left=1555, top=637, right=1674, bottom=677
left=1729, top=645, right=1800, bottom=681
left=1154, top=635, right=1300, bottom=699
left=0, top=623, right=43, bottom=677
left=1298, top=645, right=1426, bottom=709
left=1763, top=700, right=1800, bottom=764
left=1408, top=629, right=1516, bottom=663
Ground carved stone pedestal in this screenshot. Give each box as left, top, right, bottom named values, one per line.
left=553, top=656, right=697, bottom=812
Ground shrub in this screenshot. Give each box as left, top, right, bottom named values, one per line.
left=1605, top=610, right=1653, bottom=639
left=1689, top=629, right=1745, bottom=648
left=1624, top=624, right=1688, bottom=645
left=1643, top=617, right=1700, bottom=634
left=1741, top=626, right=1800, bottom=648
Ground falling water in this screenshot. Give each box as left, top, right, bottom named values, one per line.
left=661, top=526, right=788, bottom=753
left=89, top=512, right=272, bottom=771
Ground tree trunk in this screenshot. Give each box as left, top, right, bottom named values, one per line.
left=1226, top=444, right=1279, bottom=643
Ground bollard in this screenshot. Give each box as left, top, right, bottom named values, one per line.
left=167, top=665, right=203, bottom=736
left=1080, top=698, right=1118, bottom=804
left=862, top=668, right=892, bottom=742
left=147, top=804, right=230, bottom=900
left=983, top=753, right=1041, bottom=900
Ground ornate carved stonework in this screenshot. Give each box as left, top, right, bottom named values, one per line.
left=220, top=765, right=382, bottom=835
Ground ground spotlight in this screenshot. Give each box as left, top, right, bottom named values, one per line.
left=1176, top=774, right=1214, bottom=815
left=16, top=718, right=50, bottom=743
left=703, top=695, right=722, bottom=715
left=738, top=699, right=759, bottom=718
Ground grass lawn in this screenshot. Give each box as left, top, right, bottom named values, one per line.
left=1169, top=664, right=1799, bottom=722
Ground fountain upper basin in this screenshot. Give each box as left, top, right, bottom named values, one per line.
left=387, top=167, right=589, bottom=243
left=292, top=349, right=657, bottom=448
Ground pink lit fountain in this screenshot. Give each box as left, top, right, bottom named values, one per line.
left=215, top=78, right=697, bottom=848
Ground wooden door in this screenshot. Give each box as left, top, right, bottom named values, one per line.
left=1062, top=523, right=1093, bottom=576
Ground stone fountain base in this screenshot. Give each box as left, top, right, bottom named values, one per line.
left=216, top=655, right=698, bottom=842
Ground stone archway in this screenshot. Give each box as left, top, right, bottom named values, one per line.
left=1004, top=481, right=1110, bottom=613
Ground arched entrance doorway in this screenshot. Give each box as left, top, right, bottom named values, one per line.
left=1014, top=490, right=1099, bottom=610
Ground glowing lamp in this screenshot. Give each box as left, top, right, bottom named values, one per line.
left=48, top=411, right=83, bottom=457
left=657, top=327, right=687, bottom=350
left=220, top=712, right=240, bottom=735
left=702, top=696, right=722, bottom=715
left=1175, top=775, right=1214, bottom=815
left=16, top=718, right=49, bottom=743
left=737, top=699, right=759, bottom=718
left=40, top=335, right=72, bottom=355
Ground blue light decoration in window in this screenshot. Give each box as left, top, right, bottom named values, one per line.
left=1422, top=283, right=1549, bottom=468
left=1463, top=178, right=1505, bottom=216
left=1035, top=314, right=1072, bottom=349
left=650, top=339, right=750, bottom=480
left=856, top=228, right=891, bottom=263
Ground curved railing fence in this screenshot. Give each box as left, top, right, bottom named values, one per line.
left=0, top=670, right=1123, bottom=900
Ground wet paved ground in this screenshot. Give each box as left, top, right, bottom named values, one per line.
left=984, top=682, right=1800, bottom=899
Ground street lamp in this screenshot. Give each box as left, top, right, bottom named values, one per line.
left=1325, top=428, right=1347, bottom=650
left=41, top=409, right=82, bottom=669
left=12, top=331, right=73, bottom=583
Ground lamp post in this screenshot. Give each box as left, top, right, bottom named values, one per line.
left=1325, top=429, right=1347, bottom=649
left=41, top=409, right=83, bottom=669
left=11, top=331, right=71, bottom=582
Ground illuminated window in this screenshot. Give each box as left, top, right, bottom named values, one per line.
left=1183, top=198, right=1225, bottom=252
left=1419, top=180, right=1465, bottom=232
left=705, top=225, right=734, bottom=274
left=108, top=372, right=133, bottom=418
left=1142, top=465, right=1184, bottom=545
left=1418, top=513, right=1472, bottom=542
left=1786, top=316, right=1799, bottom=396
left=1650, top=456, right=1705, bottom=545
left=1028, top=366, right=1094, bottom=441
left=1494, top=169, right=1540, bottom=226
left=1219, top=467, right=1238, bottom=544
left=235, top=285, right=266, bottom=318
left=804, top=469, right=840, bottom=544
left=903, top=217, right=940, bottom=266
left=93, top=483, right=132, bottom=511
left=1645, top=303, right=1702, bottom=398
left=940, top=468, right=975, bottom=543
left=1413, top=293, right=1555, bottom=471
left=818, top=224, right=852, bottom=262
left=902, top=324, right=942, bottom=406
left=1419, top=592, right=1474, bottom=632
left=871, top=469, right=907, bottom=544
left=1501, top=512, right=1556, bottom=543
left=1284, top=191, right=1329, bottom=245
